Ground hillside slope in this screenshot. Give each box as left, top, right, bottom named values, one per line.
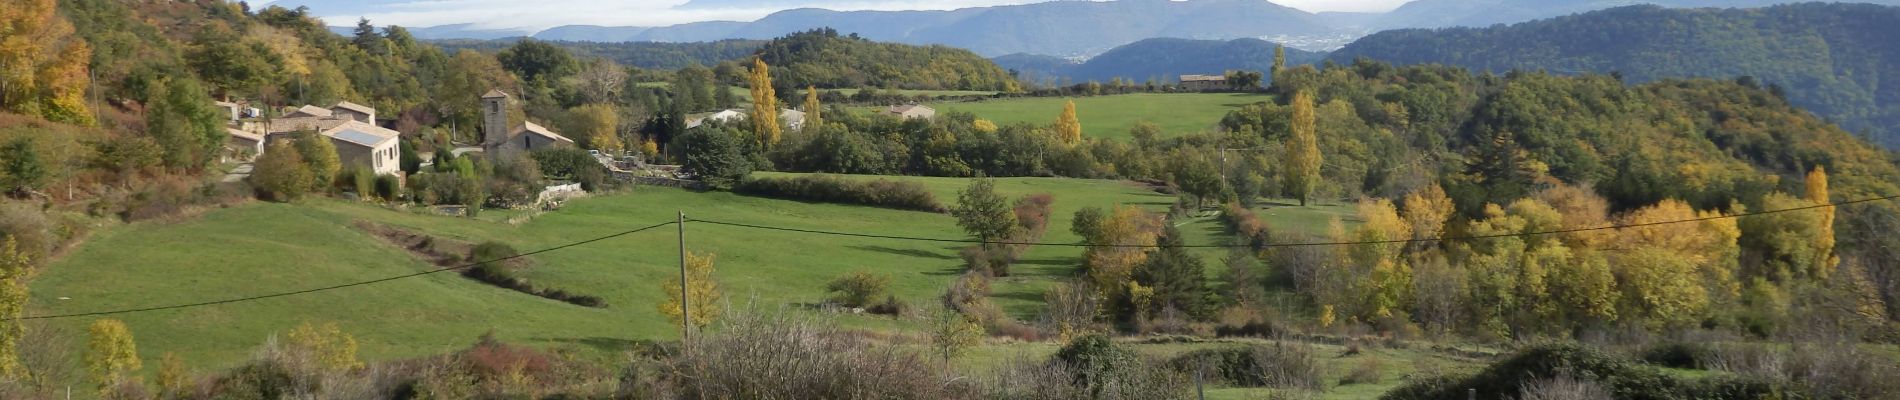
left=757, top=28, right=1020, bottom=91
left=1330, top=3, right=1900, bottom=148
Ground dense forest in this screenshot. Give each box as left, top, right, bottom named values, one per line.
left=1329, top=3, right=1900, bottom=148
left=753, top=28, right=1021, bottom=92
left=433, top=38, right=765, bottom=71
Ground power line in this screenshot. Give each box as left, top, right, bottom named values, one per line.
left=687, top=193, right=1900, bottom=249
left=9, top=221, right=680, bottom=321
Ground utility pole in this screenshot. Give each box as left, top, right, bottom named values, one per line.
left=677, top=211, right=690, bottom=349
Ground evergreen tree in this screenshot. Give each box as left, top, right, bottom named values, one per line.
left=0, top=138, right=47, bottom=195
left=1136, top=225, right=1212, bottom=319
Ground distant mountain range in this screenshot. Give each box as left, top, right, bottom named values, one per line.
left=318, top=0, right=1899, bottom=58
left=1331, top=3, right=1900, bottom=148
left=994, top=38, right=1327, bottom=85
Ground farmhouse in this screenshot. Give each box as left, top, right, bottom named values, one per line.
left=881, top=104, right=935, bottom=120
left=220, top=99, right=404, bottom=175
left=320, top=120, right=402, bottom=176
left=329, top=101, right=376, bottom=123
left=684, top=108, right=809, bottom=131
left=1179, top=74, right=1227, bottom=91
left=481, top=89, right=576, bottom=159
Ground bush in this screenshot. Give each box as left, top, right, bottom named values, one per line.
left=676, top=126, right=751, bottom=189
left=1380, top=343, right=1794, bottom=400
left=1168, top=343, right=1323, bottom=390
left=1047, top=334, right=1191, bottom=399
left=733, top=174, right=944, bottom=212
left=373, top=175, right=401, bottom=201
left=1639, top=341, right=1710, bottom=369
left=959, top=243, right=1021, bottom=277
left=671, top=307, right=975, bottom=399
left=825, top=270, right=892, bottom=308
left=1339, top=357, right=1384, bottom=386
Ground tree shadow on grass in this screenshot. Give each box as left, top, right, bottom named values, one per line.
left=1014, top=257, right=1081, bottom=267
left=850, top=245, right=961, bottom=260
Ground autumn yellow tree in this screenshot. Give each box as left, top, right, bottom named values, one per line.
left=1806, top=166, right=1837, bottom=278
left=567, top=103, right=622, bottom=153
left=1080, top=205, right=1161, bottom=299
left=660, top=251, right=722, bottom=329
left=802, top=85, right=822, bottom=134
left=1055, top=100, right=1082, bottom=144
left=1344, top=199, right=1412, bottom=319
left=1615, top=200, right=1740, bottom=328
left=85, top=319, right=141, bottom=393
left=287, top=321, right=362, bottom=372
left=155, top=352, right=188, bottom=397
left=0, top=0, right=94, bottom=125
left=747, top=58, right=780, bottom=146
left=0, top=237, right=31, bottom=380
left=1284, top=91, right=1321, bottom=206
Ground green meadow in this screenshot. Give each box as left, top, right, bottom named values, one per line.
left=936, top=93, right=1274, bottom=140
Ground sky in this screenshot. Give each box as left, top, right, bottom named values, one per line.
left=267, top=0, right=1418, bottom=30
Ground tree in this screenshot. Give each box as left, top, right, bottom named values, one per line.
left=85, top=319, right=140, bottom=393
left=351, top=18, right=385, bottom=55
left=1271, top=45, right=1286, bottom=76
left=155, top=352, right=187, bottom=397
left=747, top=58, right=781, bottom=146
left=287, top=321, right=361, bottom=372
left=1055, top=100, right=1082, bottom=144
left=0, top=138, right=46, bottom=195
left=801, top=85, right=822, bottom=134
left=1806, top=166, right=1838, bottom=279
left=952, top=179, right=1017, bottom=243
left=929, top=308, right=983, bottom=361
left=1284, top=90, right=1321, bottom=206
left=677, top=126, right=750, bottom=189
left=1136, top=225, right=1212, bottom=319
left=0, top=0, right=95, bottom=125
left=574, top=58, right=627, bottom=104
left=567, top=103, right=622, bottom=153
left=496, top=39, right=576, bottom=82
left=187, top=22, right=276, bottom=97
left=0, top=237, right=31, bottom=380
left=293, top=131, right=341, bottom=191
left=250, top=141, right=312, bottom=201
left=1082, top=205, right=1162, bottom=298
left=659, top=251, right=722, bottom=329
left=145, top=78, right=226, bottom=169
left=1345, top=199, right=1412, bottom=319
left=399, top=138, right=422, bottom=174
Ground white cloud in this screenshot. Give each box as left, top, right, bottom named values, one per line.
left=277, top=0, right=1419, bottom=29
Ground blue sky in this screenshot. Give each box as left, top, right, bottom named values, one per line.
left=267, top=0, right=1417, bottom=30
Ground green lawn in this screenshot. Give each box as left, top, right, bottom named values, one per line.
left=934, top=93, right=1274, bottom=141
left=29, top=174, right=1352, bottom=374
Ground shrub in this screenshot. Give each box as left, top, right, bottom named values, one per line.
left=825, top=270, right=893, bottom=308
left=733, top=174, right=944, bottom=212
left=1380, top=343, right=1784, bottom=400
left=1639, top=341, right=1710, bottom=369
left=959, top=243, right=1021, bottom=276
left=1339, top=357, right=1384, bottom=386
left=1168, top=343, right=1323, bottom=390
left=671, top=307, right=975, bottom=399
left=1048, top=334, right=1191, bottom=399
left=1519, top=374, right=1612, bottom=400
left=866, top=295, right=910, bottom=316
left=1217, top=203, right=1270, bottom=249
left=250, top=141, right=311, bottom=202
left=373, top=175, right=401, bottom=201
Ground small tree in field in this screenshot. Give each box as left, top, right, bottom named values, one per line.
left=929, top=308, right=984, bottom=362
left=952, top=179, right=1017, bottom=243
left=85, top=319, right=141, bottom=393
left=660, top=251, right=723, bottom=329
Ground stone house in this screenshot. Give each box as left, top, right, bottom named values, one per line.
left=1179, top=74, right=1227, bottom=91
left=882, top=104, right=936, bottom=120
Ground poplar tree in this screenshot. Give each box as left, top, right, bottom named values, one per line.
left=1284, top=91, right=1321, bottom=206
left=1806, top=165, right=1837, bottom=278
left=802, top=85, right=822, bottom=134
left=747, top=58, right=780, bottom=146
left=1055, top=100, right=1082, bottom=144
left=659, top=252, right=722, bottom=329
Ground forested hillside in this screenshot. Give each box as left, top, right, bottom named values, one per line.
left=755, top=28, right=1020, bottom=91
left=997, top=37, right=1327, bottom=84
left=434, top=38, right=764, bottom=70
left=1330, top=3, right=1900, bottom=147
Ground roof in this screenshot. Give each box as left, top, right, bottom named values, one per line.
left=285, top=105, right=333, bottom=118
left=780, top=108, right=805, bottom=120
left=330, top=101, right=375, bottom=115
left=264, top=116, right=353, bottom=134
left=517, top=121, right=575, bottom=143
left=1179, top=74, right=1226, bottom=82
left=319, top=120, right=399, bottom=148
left=482, top=89, right=510, bottom=99
left=213, top=101, right=240, bottom=109
left=226, top=127, right=262, bottom=141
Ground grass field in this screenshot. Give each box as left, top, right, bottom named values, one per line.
left=934, top=93, right=1274, bottom=141
left=28, top=174, right=1354, bottom=375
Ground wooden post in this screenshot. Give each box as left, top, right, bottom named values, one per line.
left=677, top=211, right=690, bottom=349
